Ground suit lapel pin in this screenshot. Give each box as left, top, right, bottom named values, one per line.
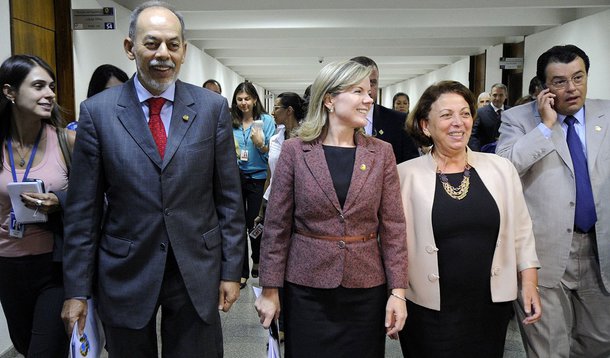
left=360, top=164, right=367, bottom=171
left=378, top=129, right=384, bottom=135
left=182, top=115, right=189, bottom=122
left=595, top=125, right=601, bottom=132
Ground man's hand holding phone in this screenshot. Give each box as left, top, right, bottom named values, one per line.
left=537, top=86, right=558, bottom=129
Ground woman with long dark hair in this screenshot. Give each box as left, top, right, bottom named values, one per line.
left=0, top=54, right=75, bottom=357
left=231, top=82, right=275, bottom=288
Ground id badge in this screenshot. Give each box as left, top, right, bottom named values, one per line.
left=9, top=211, right=24, bottom=238
left=240, top=149, right=249, bottom=162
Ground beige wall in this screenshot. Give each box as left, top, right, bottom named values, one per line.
left=523, top=9, right=610, bottom=100
left=382, top=9, right=610, bottom=108
left=71, top=0, right=251, bottom=118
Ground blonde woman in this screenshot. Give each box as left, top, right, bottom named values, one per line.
left=255, top=60, right=408, bottom=357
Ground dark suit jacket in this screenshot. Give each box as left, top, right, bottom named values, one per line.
left=373, top=104, right=419, bottom=163
left=469, top=104, right=510, bottom=151
left=259, top=134, right=408, bottom=290
left=63, top=78, right=245, bottom=329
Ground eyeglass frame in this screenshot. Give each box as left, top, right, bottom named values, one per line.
left=547, top=72, right=587, bottom=90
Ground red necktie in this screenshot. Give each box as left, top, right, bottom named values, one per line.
left=147, top=97, right=167, bottom=159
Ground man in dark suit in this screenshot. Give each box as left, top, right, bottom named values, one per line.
left=60, top=2, right=245, bottom=357
left=351, top=56, right=419, bottom=163
left=469, top=83, right=510, bottom=152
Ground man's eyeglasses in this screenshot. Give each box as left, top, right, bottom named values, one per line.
left=549, top=73, right=586, bottom=89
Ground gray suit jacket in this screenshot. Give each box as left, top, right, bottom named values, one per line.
left=496, top=99, right=610, bottom=290
left=63, top=79, right=245, bottom=329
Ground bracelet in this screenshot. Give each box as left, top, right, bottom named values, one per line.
left=522, top=282, right=539, bottom=292
left=391, top=293, right=407, bottom=302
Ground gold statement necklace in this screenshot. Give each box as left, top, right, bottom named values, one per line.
left=434, top=153, right=471, bottom=200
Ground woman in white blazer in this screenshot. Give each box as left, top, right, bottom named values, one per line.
left=397, top=81, right=541, bottom=358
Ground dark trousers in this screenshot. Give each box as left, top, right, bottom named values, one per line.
left=0, top=253, right=68, bottom=358
left=104, top=250, right=223, bottom=358
left=240, top=175, right=265, bottom=278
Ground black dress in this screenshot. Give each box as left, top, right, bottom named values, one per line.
left=400, top=168, right=513, bottom=358
left=284, top=146, right=387, bottom=358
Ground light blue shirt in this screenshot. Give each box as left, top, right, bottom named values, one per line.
left=537, top=107, right=587, bottom=157
left=134, top=75, right=176, bottom=136
left=233, top=113, right=276, bottom=179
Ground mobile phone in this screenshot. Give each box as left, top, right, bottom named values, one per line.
left=249, top=223, right=264, bottom=240
left=251, top=120, right=266, bottom=143
left=25, top=178, right=45, bottom=193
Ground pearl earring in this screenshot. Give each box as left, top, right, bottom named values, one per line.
left=328, top=106, right=334, bottom=113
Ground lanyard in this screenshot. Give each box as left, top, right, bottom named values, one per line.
left=7, top=126, right=44, bottom=182
left=241, top=125, right=252, bottom=148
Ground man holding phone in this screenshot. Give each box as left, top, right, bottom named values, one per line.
left=497, top=45, right=610, bottom=357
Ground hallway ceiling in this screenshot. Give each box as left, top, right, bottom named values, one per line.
left=114, top=0, right=610, bottom=95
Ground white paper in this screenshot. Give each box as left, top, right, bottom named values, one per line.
left=69, top=299, right=105, bottom=358
left=7, top=181, right=47, bottom=223
left=252, top=286, right=282, bottom=358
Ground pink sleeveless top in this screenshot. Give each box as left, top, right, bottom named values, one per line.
left=0, top=125, right=69, bottom=257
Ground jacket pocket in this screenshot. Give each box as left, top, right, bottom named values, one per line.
left=100, top=233, right=132, bottom=257
left=202, top=226, right=221, bottom=250
left=185, top=136, right=213, bottom=154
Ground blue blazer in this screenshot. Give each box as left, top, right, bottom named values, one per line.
left=63, top=78, right=245, bottom=329
left=373, top=104, right=419, bottom=163
left=470, top=104, right=510, bottom=151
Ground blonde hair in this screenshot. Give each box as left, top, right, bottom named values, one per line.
left=296, top=60, right=372, bottom=142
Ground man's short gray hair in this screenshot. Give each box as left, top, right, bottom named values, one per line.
left=490, top=83, right=507, bottom=93
left=128, top=1, right=186, bottom=42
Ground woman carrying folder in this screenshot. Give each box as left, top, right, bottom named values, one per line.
left=0, top=55, right=75, bottom=357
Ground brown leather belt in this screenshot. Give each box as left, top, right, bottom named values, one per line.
left=296, top=230, right=376, bottom=243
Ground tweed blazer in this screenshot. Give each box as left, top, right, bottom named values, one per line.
left=259, top=133, right=408, bottom=290
left=496, top=99, right=610, bottom=290
left=397, top=150, right=539, bottom=311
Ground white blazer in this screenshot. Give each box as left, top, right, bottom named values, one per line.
left=397, top=149, right=539, bottom=311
